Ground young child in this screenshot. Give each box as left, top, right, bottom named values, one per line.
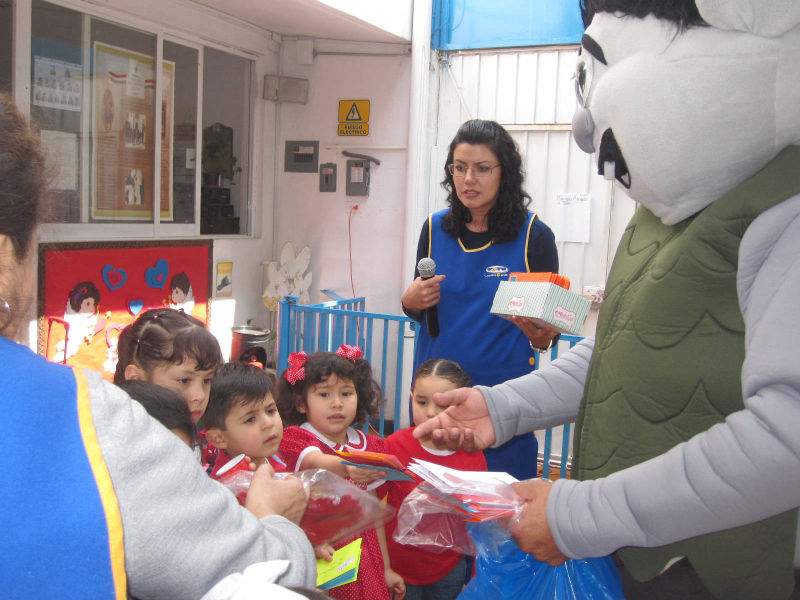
left=116, top=379, right=196, bottom=448
left=202, top=361, right=285, bottom=479
left=384, top=359, right=487, bottom=600
left=113, top=307, right=223, bottom=425
left=277, top=346, right=405, bottom=600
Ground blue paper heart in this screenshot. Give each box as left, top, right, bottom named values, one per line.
left=145, top=259, right=169, bottom=289
left=128, top=299, right=144, bottom=316
left=102, top=265, right=127, bottom=291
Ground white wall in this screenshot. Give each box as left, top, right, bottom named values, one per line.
left=433, top=47, right=637, bottom=336
left=273, top=40, right=411, bottom=316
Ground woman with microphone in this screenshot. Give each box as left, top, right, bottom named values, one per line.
left=401, top=119, right=558, bottom=480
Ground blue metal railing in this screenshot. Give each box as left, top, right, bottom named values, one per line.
left=277, top=293, right=583, bottom=479
left=538, top=334, right=583, bottom=479
left=277, top=295, right=416, bottom=437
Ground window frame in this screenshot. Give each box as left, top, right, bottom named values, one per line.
left=15, top=0, right=262, bottom=242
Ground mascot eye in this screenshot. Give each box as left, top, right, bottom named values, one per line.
left=573, top=60, right=593, bottom=107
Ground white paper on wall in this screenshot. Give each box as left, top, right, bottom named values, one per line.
left=551, top=193, right=591, bottom=243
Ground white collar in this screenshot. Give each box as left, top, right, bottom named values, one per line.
left=299, top=422, right=366, bottom=449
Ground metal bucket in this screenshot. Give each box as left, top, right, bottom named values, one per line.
left=230, top=326, right=271, bottom=367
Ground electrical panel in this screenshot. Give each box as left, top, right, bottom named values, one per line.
left=346, top=159, right=369, bottom=196
left=319, top=163, right=336, bottom=192
left=284, top=140, right=319, bottom=173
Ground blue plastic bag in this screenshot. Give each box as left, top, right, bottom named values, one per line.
left=458, top=520, right=625, bottom=600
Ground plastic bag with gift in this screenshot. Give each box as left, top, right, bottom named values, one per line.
left=278, top=468, right=394, bottom=547
left=459, top=519, right=625, bottom=600
left=393, top=464, right=625, bottom=600
left=214, top=456, right=393, bottom=547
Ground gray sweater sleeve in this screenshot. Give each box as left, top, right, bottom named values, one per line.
left=85, top=373, right=316, bottom=599
left=546, top=195, right=800, bottom=562
left=478, top=337, right=594, bottom=446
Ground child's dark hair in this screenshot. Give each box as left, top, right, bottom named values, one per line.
left=68, top=281, right=101, bottom=312
left=203, top=361, right=273, bottom=430
left=117, top=380, right=195, bottom=445
left=113, top=308, right=223, bottom=384
left=413, top=358, right=472, bottom=389
left=170, top=272, right=190, bottom=294
left=277, top=351, right=383, bottom=427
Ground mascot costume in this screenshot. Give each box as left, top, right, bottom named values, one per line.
left=428, top=1, right=800, bottom=598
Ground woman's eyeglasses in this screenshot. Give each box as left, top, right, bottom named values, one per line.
left=447, top=163, right=501, bottom=178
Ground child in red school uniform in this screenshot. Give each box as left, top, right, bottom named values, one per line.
left=202, top=361, right=287, bottom=481
left=114, top=307, right=223, bottom=426
left=384, top=359, right=487, bottom=600
left=277, top=346, right=406, bottom=600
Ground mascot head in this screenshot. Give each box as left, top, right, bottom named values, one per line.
left=574, top=0, right=800, bottom=224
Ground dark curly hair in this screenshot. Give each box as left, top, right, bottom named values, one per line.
left=579, top=0, right=706, bottom=29
left=441, top=119, right=530, bottom=244
left=277, top=352, right=383, bottom=428
left=113, top=308, right=223, bottom=384
left=0, top=93, right=47, bottom=259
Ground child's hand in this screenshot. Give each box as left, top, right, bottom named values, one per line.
left=385, top=567, right=406, bottom=600
left=344, top=464, right=387, bottom=483
left=314, top=543, right=335, bottom=561
left=244, top=465, right=308, bottom=524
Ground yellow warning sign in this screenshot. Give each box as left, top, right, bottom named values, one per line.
left=338, top=123, right=369, bottom=136
left=338, top=100, right=370, bottom=123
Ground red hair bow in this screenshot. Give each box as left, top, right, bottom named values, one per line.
left=336, top=344, right=362, bottom=360
left=284, top=351, right=309, bottom=384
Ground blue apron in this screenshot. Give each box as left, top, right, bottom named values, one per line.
left=414, top=209, right=539, bottom=479
left=1, top=336, right=126, bottom=598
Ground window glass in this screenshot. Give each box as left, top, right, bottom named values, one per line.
left=0, top=0, right=10, bottom=93
left=201, top=47, right=252, bottom=235
left=31, top=1, right=84, bottom=221
left=165, top=41, right=199, bottom=224
left=31, top=1, right=201, bottom=229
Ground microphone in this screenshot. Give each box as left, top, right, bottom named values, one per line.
left=417, top=257, right=440, bottom=338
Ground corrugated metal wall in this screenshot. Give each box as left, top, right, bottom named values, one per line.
left=430, top=46, right=636, bottom=336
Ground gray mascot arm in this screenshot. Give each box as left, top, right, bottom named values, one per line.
left=479, top=337, right=594, bottom=445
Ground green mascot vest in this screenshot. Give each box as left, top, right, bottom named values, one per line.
left=573, top=147, right=800, bottom=600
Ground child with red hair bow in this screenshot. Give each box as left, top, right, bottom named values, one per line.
left=277, top=347, right=406, bottom=600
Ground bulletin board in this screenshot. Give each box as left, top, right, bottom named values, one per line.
left=38, top=240, right=212, bottom=380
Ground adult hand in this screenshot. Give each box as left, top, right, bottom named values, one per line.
left=401, top=274, right=446, bottom=312
left=510, top=479, right=567, bottom=566
left=510, top=316, right=557, bottom=351
left=245, top=465, right=308, bottom=525
left=412, top=387, right=496, bottom=451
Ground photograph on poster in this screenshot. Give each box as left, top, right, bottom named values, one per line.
left=125, top=112, right=146, bottom=149
left=33, top=56, right=82, bottom=112
left=91, top=41, right=174, bottom=221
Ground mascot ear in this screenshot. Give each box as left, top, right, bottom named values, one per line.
left=697, top=0, right=800, bottom=37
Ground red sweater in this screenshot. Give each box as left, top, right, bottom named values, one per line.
left=384, top=427, right=487, bottom=585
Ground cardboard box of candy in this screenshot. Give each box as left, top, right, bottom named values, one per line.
left=490, top=272, right=590, bottom=335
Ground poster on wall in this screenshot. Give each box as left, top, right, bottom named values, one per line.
left=91, top=42, right=174, bottom=221
left=33, top=56, right=82, bottom=112
left=38, top=240, right=212, bottom=380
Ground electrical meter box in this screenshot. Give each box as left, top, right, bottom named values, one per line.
left=346, top=159, right=369, bottom=196
left=284, top=140, right=319, bottom=173
left=319, top=163, right=337, bottom=192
